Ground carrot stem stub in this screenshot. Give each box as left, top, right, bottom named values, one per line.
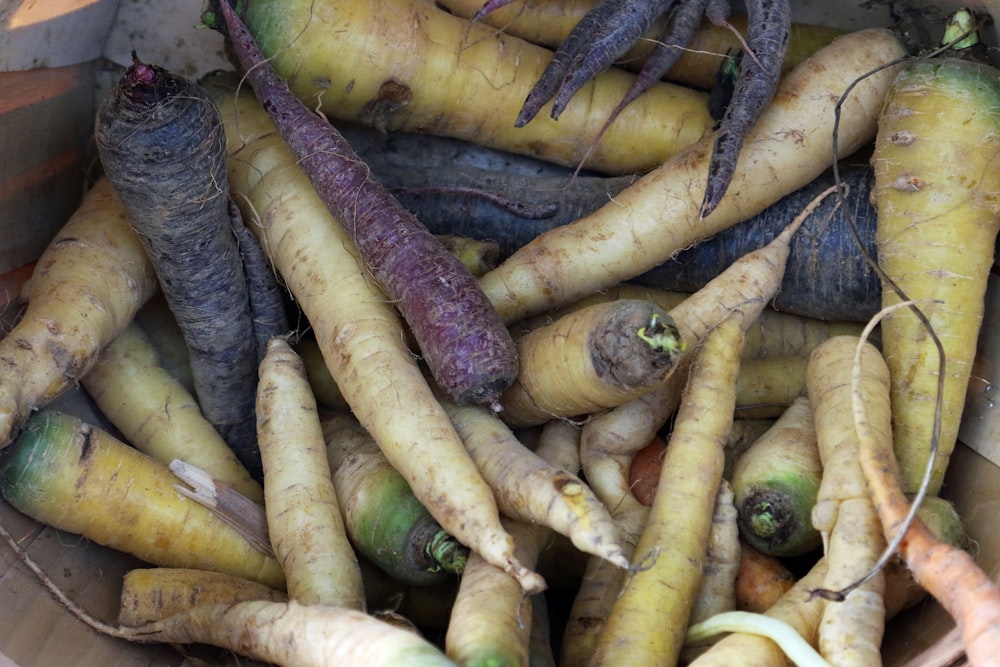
left=210, top=0, right=518, bottom=407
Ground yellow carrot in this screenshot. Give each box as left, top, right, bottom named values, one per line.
left=445, top=518, right=548, bottom=667
left=118, top=568, right=287, bottom=627
left=807, top=337, right=889, bottom=667
left=872, top=53, right=1000, bottom=495
left=441, top=397, right=628, bottom=569
left=0, top=410, right=284, bottom=589
left=256, top=337, right=365, bottom=609
left=209, top=76, right=543, bottom=594
left=479, top=28, right=905, bottom=324
left=590, top=309, right=747, bottom=666
left=497, top=298, right=684, bottom=427
left=232, top=0, right=714, bottom=175
left=0, top=177, right=158, bottom=447
left=81, top=323, right=263, bottom=503
left=126, top=600, right=457, bottom=666
left=689, top=479, right=741, bottom=625
left=850, top=327, right=1000, bottom=666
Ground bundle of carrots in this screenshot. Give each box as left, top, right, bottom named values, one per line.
left=1, top=1, right=1000, bottom=666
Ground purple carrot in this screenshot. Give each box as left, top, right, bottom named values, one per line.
left=548, top=0, right=677, bottom=120
left=515, top=0, right=619, bottom=127
left=699, top=0, right=790, bottom=219
left=212, top=1, right=518, bottom=406
left=570, top=0, right=710, bottom=176
left=516, top=0, right=676, bottom=127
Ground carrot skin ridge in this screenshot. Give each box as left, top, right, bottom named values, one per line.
left=94, top=58, right=260, bottom=479
left=214, top=0, right=518, bottom=407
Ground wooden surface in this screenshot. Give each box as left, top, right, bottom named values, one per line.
left=0, top=62, right=96, bottom=275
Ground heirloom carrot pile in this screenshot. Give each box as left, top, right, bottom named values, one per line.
left=4, top=3, right=1000, bottom=667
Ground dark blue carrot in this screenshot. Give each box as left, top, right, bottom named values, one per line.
left=547, top=0, right=677, bottom=120
left=94, top=54, right=262, bottom=480
left=515, top=0, right=622, bottom=127
left=637, top=166, right=880, bottom=322
left=209, top=1, right=518, bottom=406
left=699, top=0, right=790, bottom=219
left=227, top=200, right=291, bottom=364
left=571, top=0, right=710, bottom=174
left=516, top=0, right=676, bottom=127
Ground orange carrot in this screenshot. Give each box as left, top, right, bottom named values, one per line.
left=850, top=332, right=1000, bottom=667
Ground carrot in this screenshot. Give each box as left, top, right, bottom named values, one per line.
left=576, top=179, right=826, bottom=501
left=627, top=434, right=667, bottom=506
left=212, top=1, right=517, bottom=408
left=510, top=284, right=863, bottom=357
left=0, top=410, right=285, bottom=589
left=882, top=495, right=969, bottom=618
left=295, top=336, right=351, bottom=412
left=734, top=541, right=797, bottom=613
left=589, top=308, right=749, bottom=666
left=688, top=558, right=827, bottom=667
left=734, top=356, right=808, bottom=418
left=515, top=0, right=675, bottom=126
left=122, top=600, right=458, bottom=666
left=689, top=479, right=741, bottom=625
left=480, top=28, right=906, bottom=324
left=444, top=518, right=548, bottom=667
left=871, top=52, right=1000, bottom=495
left=80, top=323, right=264, bottom=503
left=637, top=166, right=881, bottom=322
left=587, top=195, right=807, bottom=658
left=320, top=412, right=469, bottom=586
left=848, top=329, right=1000, bottom=667
left=730, top=394, right=822, bottom=557
left=227, top=200, right=291, bottom=362
left=440, top=396, right=629, bottom=569
left=445, top=416, right=584, bottom=665
left=377, top=136, right=880, bottom=322
left=0, top=177, right=157, bottom=448
left=699, top=0, right=790, bottom=218
left=445, top=1, right=842, bottom=90
left=256, top=337, right=365, bottom=609
left=118, top=568, right=287, bottom=627
left=133, top=295, right=195, bottom=394
left=562, top=417, right=652, bottom=664
left=209, top=0, right=714, bottom=176
left=94, top=55, right=261, bottom=479
left=566, top=0, right=710, bottom=173
left=807, top=336, right=888, bottom=667
left=497, top=298, right=684, bottom=427
left=207, top=75, right=543, bottom=594
left=565, top=200, right=815, bottom=655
